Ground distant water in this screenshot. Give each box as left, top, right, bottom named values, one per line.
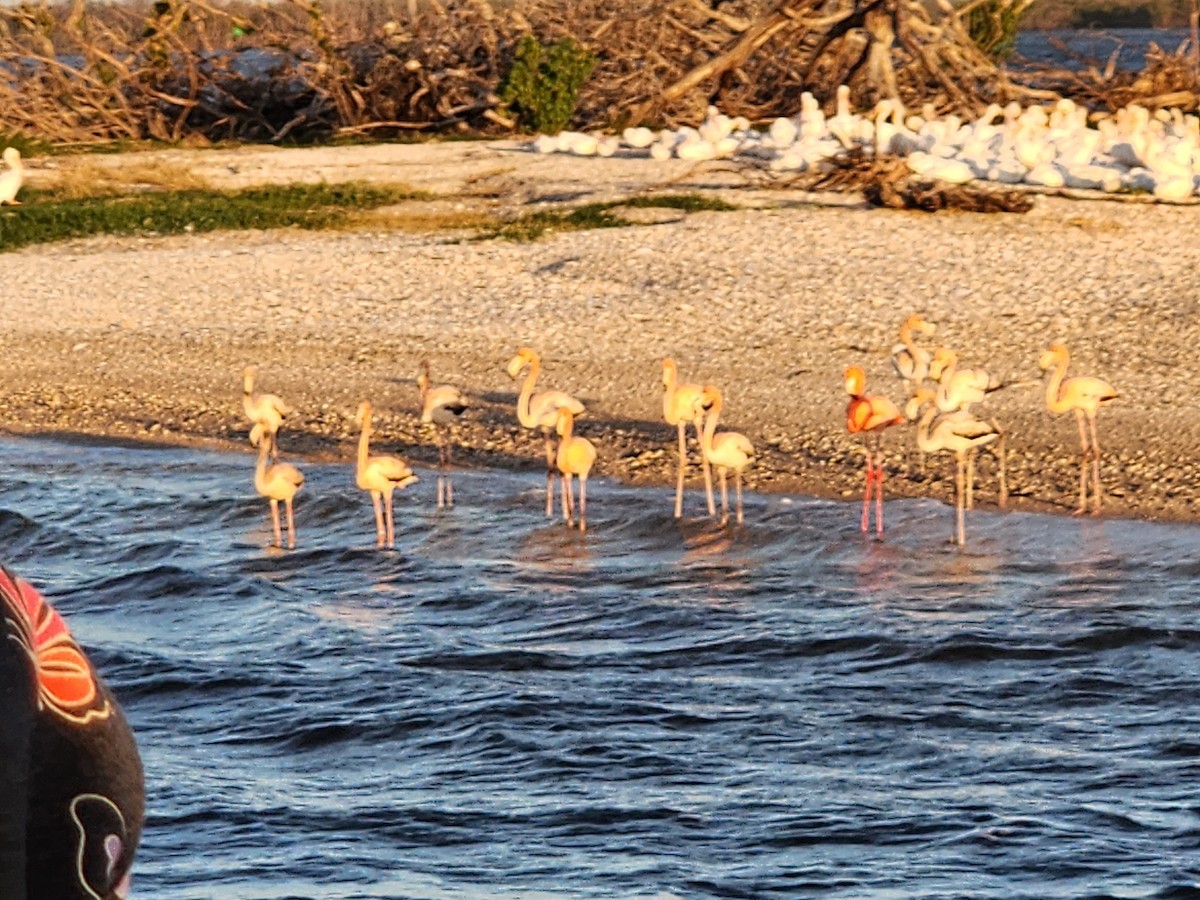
left=1014, top=28, right=1193, bottom=70
left=6, top=435, right=1200, bottom=899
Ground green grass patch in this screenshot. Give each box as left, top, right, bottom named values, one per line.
left=0, top=182, right=422, bottom=253
left=480, top=193, right=738, bottom=242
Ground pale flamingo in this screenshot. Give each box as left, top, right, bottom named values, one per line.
left=0, top=147, right=23, bottom=206
left=695, top=385, right=755, bottom=526
left=1039, top=342, right=1118, bottom=515
left=506, top=347, right=585, bottom=517
left=906, top=389, right=1002, bottom=546
left=845, top=365, right=905, bottom=535
left=243, top=366, right=292, bottom=461
left=891, top=313, right=938, bottom=397
left=355, top=401, right=419, bottom=548
left=928, top=348, right=1008, bottom=509
left=250, top=424, right=304, bottom=549
left=662, top=357, right=713, bottom=518
left=555, top=407, right=597, bottom=533
left=417, top=360, right=468, bottom=509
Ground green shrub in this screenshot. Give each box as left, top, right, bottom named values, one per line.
left=498, top=35, right=596, bottom=135
left=964, top=0, right=1026, bottom=61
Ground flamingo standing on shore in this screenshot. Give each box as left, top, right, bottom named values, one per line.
left=662, top=357, right=713, bottom=518
left=1039, top=342, right=1118, bottom=515
left=906, top=389, right=1001, bottom=546
left=243, top=366, right=292, bottom=461
left=355, top=401, right=419, bottom=548
left=845, top=365, right=905, bottom=535
left=695, top=385, right=754, bottom=526
left=0, top=147, right=23, bottom=206
left=555, top=407, right=596, bottom=533
left=417, top=360, right=468, bottom=508
left=891, top=314, right=938, bottom=397
left=250, top=425, right=304, bottom=549
left=506, top=347, right=585, bottom=517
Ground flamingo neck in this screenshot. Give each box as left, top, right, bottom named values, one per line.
left=914, top=406, right=938, bottom=454
left=662, top=364, right=677, bottom=420
left=1044, top=353, right=1071, bottom=414
left=516, top=357, right=540, bottom=427
left=357, top=415, right=371, bottom=472
left=255, top=438, right=270, bottom=489
left=559, top=414, right=574, bottom=444
left=702, top=396, right=722, bottom=453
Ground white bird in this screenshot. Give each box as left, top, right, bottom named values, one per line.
left=250, top=425, right=304, bottom=550
left=0, top=147, right=22, bottom=206
left=417, top=360, right=468, bottom=509
left=506, top=347, right=585, bottom=518
left=243, top=367, right=292, bottom=461
left=355, top=401, right=418, bottom=549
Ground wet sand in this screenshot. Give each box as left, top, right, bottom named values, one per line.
left=4, top=140, right=1199, bottom=524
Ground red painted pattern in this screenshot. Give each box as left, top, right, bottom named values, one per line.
left=0, top=568, right=110, bottom=724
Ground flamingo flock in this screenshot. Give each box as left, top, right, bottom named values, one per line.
left=241, top=325, right=1115, bottom=551
left=529, top=91, right=1200, bottom=203
left=847, top=315, right=1116, bottom=546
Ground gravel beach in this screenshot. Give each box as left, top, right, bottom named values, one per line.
left=5, top=139, right=1200, bottom=523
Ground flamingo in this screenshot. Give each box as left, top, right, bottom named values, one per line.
left=845, top=365, right=905, bottom=535
left=695, top=385, right=755, bottom=526
left=417, top=360, right=468, bottom=509
left=243, top=366, right=292, bottom=461
left=506, top=347, right=585, bottom=517
left=662, top=357, right=713, bottom=518
left=891, top=314, right=938, bottom=397
left=555, top=407, right=597, bottom=533
left=1039, top=342, right=1118, bottom=515
left=0, top=147, right=22, bottom=206
left=928, top=348, right=1008, bottom=509
left=355, top=401, right=419, bottom=548
left=250, top=424, right=304, bottom=549
left=906, top=389, right=1002, bottom=546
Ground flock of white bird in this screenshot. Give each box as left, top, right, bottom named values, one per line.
left=530, top=86, right=1200, bottom=203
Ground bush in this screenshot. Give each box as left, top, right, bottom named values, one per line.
left=964, top=0, right=1026, bottom=62
left=498, top=35, right=596, bottom=135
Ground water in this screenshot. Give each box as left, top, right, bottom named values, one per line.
left=1014, top=28, right=1194, bottom=71
left=6, top=435, right=1200, bottom=899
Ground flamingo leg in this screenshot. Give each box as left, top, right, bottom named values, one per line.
left=955, top=454, right=966, bottom=547
left=699, top=422, right=715, bottom=516
left=561, top=473, right=571, bottom=525
left=269, top=499, right=282, bottom=548
left=719, top=468, right=729, bottom=526
left=996, top=431, right=1008, bottom=510
left=579, top=476, right=588, bottom=534
left=384, top=492, right=396, bottom=549
left=566, top=474, right=577, bottom=528
left=735, top=471, right=744, bottom=525
left=444, top=435, right=454, bottom=507
left=874, top=442, right=885, bottom=536
left=437, top=437, right=446, bottom=509
left=285, top=499, right=297, bottom=550
left=372, top=493, right=386, bottom=547
left=861, top=448, right=874, bottom=534
left=675, top=422, right=687, bottom=518
left=543, top=432, right=556, bottom=518
left=1074, top=409, right=1090, bottom=515
left=1089, top=412, right=1103, bottom=515
left=966, top=450, right=977, bottom=511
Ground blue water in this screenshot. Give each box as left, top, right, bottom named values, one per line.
left=6, top=435, right=1200, bottom=899
left=1015, top=28, right=1193, bottom=70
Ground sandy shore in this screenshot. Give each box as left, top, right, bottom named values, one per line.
left=4, top=139, right=1200, bottom=524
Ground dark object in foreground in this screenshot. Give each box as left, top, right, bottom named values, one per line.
left=0, top=565, right=144, bottom=898
left=865, top=177, right=1035, bottom=213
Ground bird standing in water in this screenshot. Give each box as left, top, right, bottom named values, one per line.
left=845, top=365, right=905, bottom=535
left=242, top=367, right=292, bottom=461
left=506, top=347, right=585, bottom=517
left=662, top=357, right=713, bottom=518
left=355, top=401, right=418, bottom=548
left=1039, top=342, right=1118, bottom=515
left=251, top=425, right=304, bottom=549
left=555, top=407, right=596, bottom=533
left=417, top=360, right=468, bottom=508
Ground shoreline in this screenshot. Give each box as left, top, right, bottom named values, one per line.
left=5, top=141, right=1200, bottom=525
